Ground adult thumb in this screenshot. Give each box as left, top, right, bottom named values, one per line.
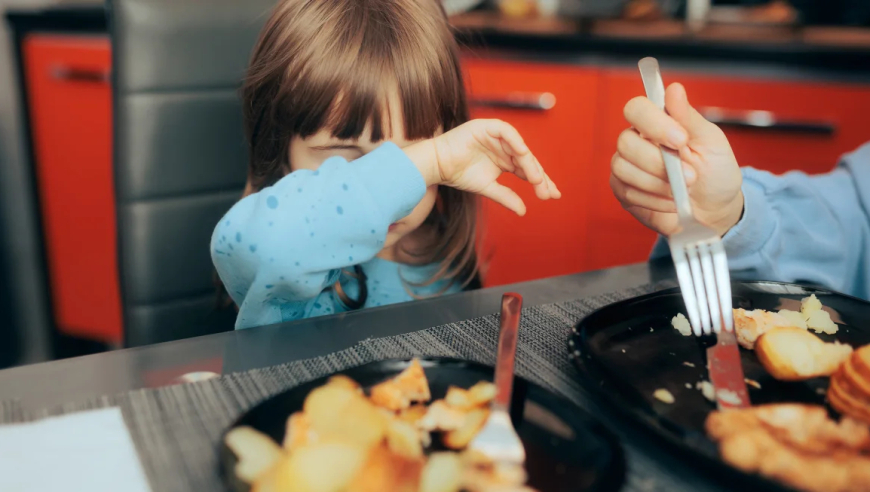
left=665, top=83, right=714, bottom=139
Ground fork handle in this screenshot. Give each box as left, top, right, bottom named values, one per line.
left=638, top=57, right=694, bottom=222
left=494, top=293, right=523, bottom=412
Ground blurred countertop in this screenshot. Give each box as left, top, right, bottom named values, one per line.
left=451, top=10, right=870, bottom=78
left=7, top=4, right=870, bottom=78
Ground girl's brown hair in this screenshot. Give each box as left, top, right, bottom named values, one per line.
left=238, top=0, right=481, bottom=307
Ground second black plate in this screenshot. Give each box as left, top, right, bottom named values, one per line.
left=219, top=358, right=626, bottom=492
left=569, top=281, right=870, bottom=491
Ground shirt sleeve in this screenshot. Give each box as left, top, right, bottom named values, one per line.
left=650, top=152, right=870, bottom=297
left=720, top=164, right=868, bottom=295
left=210, top=142, right=426, bottom=328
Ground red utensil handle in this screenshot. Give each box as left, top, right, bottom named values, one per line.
left=494, top=292, right=523, bottom=411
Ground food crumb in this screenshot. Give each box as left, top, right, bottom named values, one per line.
left=671, top=313, right=692, bottom=336
left=685, top=383, right=692, bottom=389
left=744, top=378, right=762, bottom=389
left=696, top=381, right=715, bottom=402
left=653, top=389, right=675, bottom=404
left=621, top=349, right=626, bottom=353
left=717, top=389, right=743, bottom=406
left=682, top=361, right=696, bottom=368
left=650, top=327, right=654, bottom=332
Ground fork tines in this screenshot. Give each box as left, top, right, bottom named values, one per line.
left=671, top=237, right=733, bottom=337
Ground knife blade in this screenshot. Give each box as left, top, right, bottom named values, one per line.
left=707, top=329, right=751, bottom=410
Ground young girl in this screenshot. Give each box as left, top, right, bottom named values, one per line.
left=212, top=0, right=560, bottom=329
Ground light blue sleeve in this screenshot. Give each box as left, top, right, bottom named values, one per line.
left=210, top=142, right=426, bottom=328
left=651, top=144, right=870, bottom=298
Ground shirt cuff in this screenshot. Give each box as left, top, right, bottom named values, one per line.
left=722, top=178, right=777, bottom=258
left=353, top=142, right=427, bottom=221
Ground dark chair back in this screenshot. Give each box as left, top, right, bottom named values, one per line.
left=108, top=0, right=274, bottom=346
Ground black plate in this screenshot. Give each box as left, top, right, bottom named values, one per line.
left=219, top=358, right=626, bottom=492
left=568, top=281, right=870, bottom=491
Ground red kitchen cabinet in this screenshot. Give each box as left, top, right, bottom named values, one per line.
left=21, top=34, right=122, bottom=345
left=586, top=67, right=870, bottom=272
left=462, top=56, right=600, bottom=287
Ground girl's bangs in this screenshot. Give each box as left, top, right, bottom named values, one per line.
left=289, top=37, right=465, bottom=143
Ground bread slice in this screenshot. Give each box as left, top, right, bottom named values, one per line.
left=852, top=345, right=870, bottom=382
left=755, top=326, right=852, bottom=381
left=843, top=358, right=870, bottom=402
left=828, top=372, right=870, bottom=425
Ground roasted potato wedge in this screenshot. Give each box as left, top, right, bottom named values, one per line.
left=347, top=444, right=423, bottom=492
left=419, top=452, right=462, bottom=492
left=224, top=426, right=284, bottom=484
left=273, top=441, right=367, bottom=492
left=443, top=408, right=489, bottom=450
left=387, top=419, right=424, bottom=459
left=283, top=412, right=314, bottom=450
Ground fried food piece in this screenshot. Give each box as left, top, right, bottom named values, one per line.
left=272, top=441, right=368, bottom=492
left=386, top=418, right=424, bottom=459
left=346, top=444, right=423, bottom=492
left=755, top=326, right=852, bottom=381
left=718, top=429, right=870, bottom=492
left=224, top=426, right=284, bottom=484
left=461, top=451, right=531, bottom=492
left=827, top=345, right=870, bottom=425
left=852, top=345, right=870, bottom=382
left=370, top=359, right=432, bottom=411
left=829, top=371, right=870, bottom=426
left=707, top=404, right=870, bottom=454
left=733, top=308, right=795, bottom=349
left=419, top=400, right=467, bottom=433
left=398, top=404, right=429, bottom=425
left=445, top=382, right=497, bottom=411
left=283, top=412, right=315, bottom=450
left=443, top=408, right=489, bottom=450
left=777, top=309, right=808, bottom=330
left=801, top=294, right=823, bottom=319
left=800, top=294, right=839, bottom=334
left=304, top=383, right=386, bottom=448
left=327, top=374, right=362, bottom=391
left=706, top=404, right=870, bottom=492
left=467, top=382, right=497, bottom=407
left=419, top=452, right=462, bottom=492
left=843, top=357, right=870, bottom=400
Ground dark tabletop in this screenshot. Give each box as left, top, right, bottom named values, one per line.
left=0, top=260, right=674, bottom=411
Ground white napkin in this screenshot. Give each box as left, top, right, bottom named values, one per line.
left=0, top=407, right=151, bottom=492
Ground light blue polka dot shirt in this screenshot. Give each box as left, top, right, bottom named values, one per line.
left=211, top=142, right=463, bottom=329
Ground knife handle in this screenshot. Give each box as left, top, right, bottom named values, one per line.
left=494, top=293, right=523, bottom=412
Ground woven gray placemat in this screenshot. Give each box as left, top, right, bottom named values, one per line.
left=2, top=282, right=722, bottom=492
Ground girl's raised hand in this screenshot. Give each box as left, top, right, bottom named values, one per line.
left=405, top=119, right=560, bottom=216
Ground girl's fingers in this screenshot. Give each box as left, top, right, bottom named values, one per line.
left=487, top=121, right=543, bottom=184
left=480, top=181, right=527, bottom=216
left=610, top=174, right=677, bottom=213
left=546, top=174, right=561, bottom=199
left=611, top=153, right=672, bottom=197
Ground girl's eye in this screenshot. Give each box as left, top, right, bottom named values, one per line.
left=324, top=149, right=364, bottom=161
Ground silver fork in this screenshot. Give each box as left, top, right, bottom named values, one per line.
left=469, top=292, right=525, bottom=464
left=638, top=57, right=733, bottom=336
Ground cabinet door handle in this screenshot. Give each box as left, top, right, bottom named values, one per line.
left=699, top=107, right=835, bottom=136
left=470, top=92, right=556, bottom=111
left=51, top=65, right=111, bottom=84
